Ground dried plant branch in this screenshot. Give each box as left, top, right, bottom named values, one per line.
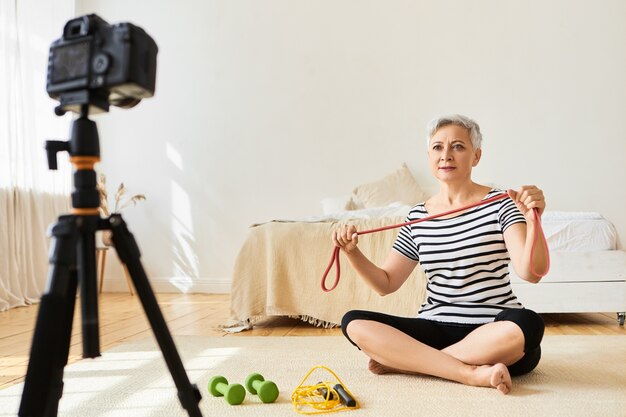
left=97, top=173, right=145, bottom=216
left=97, top=173, right=110, bottom=217
left=113, top=183, right=126, bottom=212
left=117, top=194, right=146, bottom=211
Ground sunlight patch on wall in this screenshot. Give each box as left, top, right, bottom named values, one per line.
left=169, top=178, right=198, bottom=292
left=166, top=143, right=183, bottom=171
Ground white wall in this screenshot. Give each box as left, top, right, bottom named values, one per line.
left=73, top=0, right=626, bottom=292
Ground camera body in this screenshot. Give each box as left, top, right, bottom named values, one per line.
left=47, top=14, right=158, bottom=114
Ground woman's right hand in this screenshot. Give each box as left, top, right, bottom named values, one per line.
left=332, top=224, right=359, bottom=253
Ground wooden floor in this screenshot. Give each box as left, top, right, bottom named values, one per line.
left=1, top=292, right=624, bottom=390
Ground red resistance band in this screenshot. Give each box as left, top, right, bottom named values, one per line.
left=321, top=193, right=550, bottom=292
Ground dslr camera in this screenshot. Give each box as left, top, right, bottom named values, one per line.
left=47, top=14, right=158, bottom=115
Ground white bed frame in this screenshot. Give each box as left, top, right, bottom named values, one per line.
left=510, top=250, right=626, bottom=325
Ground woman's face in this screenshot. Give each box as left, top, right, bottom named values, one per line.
left=427, top=124, right=481, bottom=184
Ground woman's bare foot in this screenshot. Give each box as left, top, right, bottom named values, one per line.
left=368, top=359, right=395, bottom=375
left=368, top=359, right=420, bottom=376
left=368, top=359, right=512, bottom=395
left=470, top=363, right=512, bottom=394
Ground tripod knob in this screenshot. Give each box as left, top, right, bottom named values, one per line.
left=45, top=140, right=70, bottom=170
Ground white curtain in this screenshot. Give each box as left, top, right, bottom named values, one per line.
left=0, top=0, right=75, bottom=311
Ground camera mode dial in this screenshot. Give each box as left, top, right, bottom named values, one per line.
left=92, top=52, right=110, bottom=74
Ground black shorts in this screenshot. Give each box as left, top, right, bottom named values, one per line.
left=341, top=308, right=544, bottom=376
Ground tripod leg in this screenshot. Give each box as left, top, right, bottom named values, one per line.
left=107, top=215, right=202, bottom=417
left=76, top=215, right=101, bottom=358
left=19, top=216, right=79, bottom=417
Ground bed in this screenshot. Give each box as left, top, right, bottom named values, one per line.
left=510, top=211, right=626, bottom=324
left=227, top=165, right=626, bottom=329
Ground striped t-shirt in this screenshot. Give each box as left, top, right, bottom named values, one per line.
left=393, top=189, right=526, bottom=324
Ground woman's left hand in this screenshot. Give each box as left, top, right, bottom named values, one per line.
left=507, top=185, right=546, bottom=220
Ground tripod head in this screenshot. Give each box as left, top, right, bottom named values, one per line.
left=45, top=104, right=101, bottom=214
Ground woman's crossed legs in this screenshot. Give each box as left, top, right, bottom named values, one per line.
left=341, top=309, right=544, bottom=394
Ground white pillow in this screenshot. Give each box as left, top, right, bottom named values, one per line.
left=320, top=195, right=352, bottom=215
left=348, top=163, right=426, bottom=209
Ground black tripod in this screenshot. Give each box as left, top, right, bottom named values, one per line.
left=18, top=106, right=203, bottom=417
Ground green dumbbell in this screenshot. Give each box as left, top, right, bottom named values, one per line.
left=208, top=376, right=246, bottom=405
left=245, top=373, right=279, bottom=403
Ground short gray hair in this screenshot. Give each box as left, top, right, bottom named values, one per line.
left=426, top=114, right=483, bottom=149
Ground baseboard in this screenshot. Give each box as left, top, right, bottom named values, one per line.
left=101, top=276, right=231, bottom=294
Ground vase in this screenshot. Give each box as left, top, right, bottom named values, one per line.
left=102, top=230, right=114, bottom=247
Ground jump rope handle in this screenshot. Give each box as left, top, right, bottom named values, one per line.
left=316, top=382, right=355, bottom=406
left=321, top=194, right=550, bottom=292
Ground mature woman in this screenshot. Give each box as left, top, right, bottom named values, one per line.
left=333, top=115, right=548, bottom=394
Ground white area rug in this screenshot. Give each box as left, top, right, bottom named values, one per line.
left=1, top=335, right=625, bottom=417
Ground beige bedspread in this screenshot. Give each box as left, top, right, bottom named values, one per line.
left=228, top=217, right=426, bottom=328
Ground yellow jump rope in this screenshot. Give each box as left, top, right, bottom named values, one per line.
left=291, top=365, right=359, bottom=415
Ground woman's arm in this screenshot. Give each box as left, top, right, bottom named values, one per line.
left=503, top=186, right=549, bottom=283
left=333, top=225, right=418, bottom=295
